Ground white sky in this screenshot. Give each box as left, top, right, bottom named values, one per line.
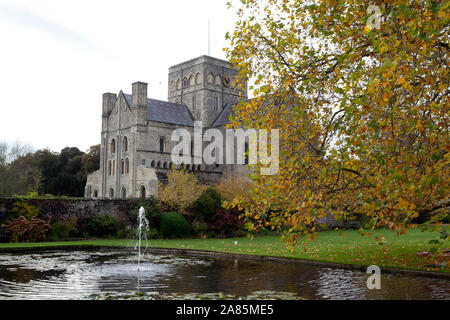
left=0, top=0, right=240, bottom=153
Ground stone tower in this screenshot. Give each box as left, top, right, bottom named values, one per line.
left=168, top=55, right=246, bottom=127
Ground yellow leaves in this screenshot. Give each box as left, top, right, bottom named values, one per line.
left=397, top=77, right=412, bottom=91
left=416, top=118, right=424, bottom=131
left=158, top=169, right=206, bottom=214
left=364, top=25, right=373, bottom=34
left=406, top=19, right=417, bottom=32
left=225, top=0, right=449, bottom=240
left=379, top=42, right=389, bottom=54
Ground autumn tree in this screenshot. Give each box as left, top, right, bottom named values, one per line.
left=215, top=174, right=254, bottom=202
left=158, top=169, right=206, bottom=214
left=225, top=0, right=449, bottom=241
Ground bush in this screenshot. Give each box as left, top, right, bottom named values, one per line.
left=159, top=212, right=190, bottom=239
left=116, top=225, right=136, bottom=239
left=192, top=187, right=223, bottom=221
left=207, top=209, right=242, bottom=237
left=149, top=212, right=162, bottom=229
left=192, top=220, right=209, bottom=237
left=87, top=215, right=119, bottom=238
left=128, top=196, right=161, bottom=225
left=6, top=200, right=40, bottom=222
left=7, top=216, right=49, bottom=243
left=48, top=218, right=78, bottom=240
left=147, top=227, right=160, bottom=239
left=344, top=221, right=362, bottom=230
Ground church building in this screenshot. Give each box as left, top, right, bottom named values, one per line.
left=85, top=56, right=248, bottom=199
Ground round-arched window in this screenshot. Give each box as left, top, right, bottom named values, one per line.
left=122, top=136, right=128, bottom=152
left=214, top=95, right=219, bottom=111
left=140, top=186, right=146, bottom=199
left=192, top=94, right=196, bottom=110
left=110, top=139, right=116, bottom=154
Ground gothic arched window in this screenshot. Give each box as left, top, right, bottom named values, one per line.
left=121, top=159, right=124, bottom=174
left=195, top=73, right=201, bottom=85
left=109, top=188, right=115, bottom=199
left=183, top=77, right=189, bottom=88
left=121, top=186, right=127, bottom=199
left=189, top=75, right=194, bottom=86
left=125, top=158, right=129, bottom=174
left=108, top=161, right=112, bottom=176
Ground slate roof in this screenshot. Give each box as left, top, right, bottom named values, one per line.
left=212, top=99, right=253, bottom=128
left=211, top=103, right=235, bottom=127
left=124, top=94, right=194, bottom=127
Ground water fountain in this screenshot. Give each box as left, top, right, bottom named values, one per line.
left=135, top=206, right=149, bottom=286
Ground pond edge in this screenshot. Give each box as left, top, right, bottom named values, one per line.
left=0, top=244, right=449, bottom=279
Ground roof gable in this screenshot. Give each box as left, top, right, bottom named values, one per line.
left=123, top=94, right=194, bottom=127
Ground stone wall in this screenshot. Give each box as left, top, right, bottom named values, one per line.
left=0, top=198, right=139, bottom=226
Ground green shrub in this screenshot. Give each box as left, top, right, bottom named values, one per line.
left=128, top=196, right=161, bottom=225
left=48, top=218, right=78, bottom=240
left=159, top=212, right=190, bottom=239
left=344, top=221, right=362, bottom=230
left=149, top=212, right=163, bottom=229
left=115, top=225, right=136, bottom=239
left=192, top=220, right=209, bottom=237
left=147, top=227, right=160, bottom=239
left=87, top=215, right=119, bottom=238
left=443, top=214, right=450, bottom=224
left=192, top=187, right=223, bottom=220
left=7, top=216, right=49, bottom=243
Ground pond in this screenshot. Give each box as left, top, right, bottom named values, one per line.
left=0, top=248, right=448, bottom=300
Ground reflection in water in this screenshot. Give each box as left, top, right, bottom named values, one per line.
left=0, top=248, right=448, bottom=300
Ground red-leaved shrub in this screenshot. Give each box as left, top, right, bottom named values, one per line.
left=207, top=209, right=243, bottom=237
left=7, top=216, right=50, bottom=243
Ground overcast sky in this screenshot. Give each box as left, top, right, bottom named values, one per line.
left=0, top=0, right=239, bottom=153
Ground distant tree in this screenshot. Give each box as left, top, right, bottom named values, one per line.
left=0, top=144, right=100, bottom=198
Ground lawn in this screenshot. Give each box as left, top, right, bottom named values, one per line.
left=0, top=227, right=448, bottom=273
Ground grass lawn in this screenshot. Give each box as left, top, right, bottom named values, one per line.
left=0, top=227, right=448, bottom=273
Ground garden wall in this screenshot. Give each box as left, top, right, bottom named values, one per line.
left=0, top=198, right=139, bottom=226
